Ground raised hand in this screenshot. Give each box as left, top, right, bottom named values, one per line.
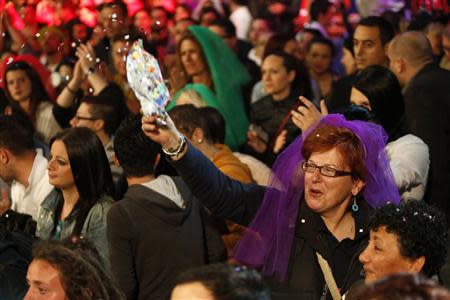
left=291, top=96, right=328, bottom=132
left=75, top=43, right=97, bottom=75
left=141, top=113, right=187, bottom=159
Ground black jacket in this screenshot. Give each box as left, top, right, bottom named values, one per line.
left=170, top=145, right=370, bottom=299
left=107, top=177, right=226, bottom=300
left=403, top=63, right=450, bottom=222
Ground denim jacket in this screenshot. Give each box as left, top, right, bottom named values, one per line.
left=36, top=189, right=113, bottom=271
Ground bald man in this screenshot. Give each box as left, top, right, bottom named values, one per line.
left=388, top=31, right=450, bottom=221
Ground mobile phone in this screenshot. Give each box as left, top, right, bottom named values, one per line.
left=249, top=124, right=269, bottom=144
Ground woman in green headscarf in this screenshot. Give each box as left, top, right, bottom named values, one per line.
left=167, top=25, right=250, bottom=150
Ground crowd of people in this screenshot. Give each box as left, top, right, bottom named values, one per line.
left=1, top=0, right=450, bottom=299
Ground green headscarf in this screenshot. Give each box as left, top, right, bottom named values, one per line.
left=168, top=25, right=251, bottom=150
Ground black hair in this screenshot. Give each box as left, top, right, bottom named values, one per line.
left=231, top=0, right=248, bottom=6
left=307, top=37, right=336, bottom=58
left=4, top=61, right=51, bottom=123
left=168, top=104, right=213, bottom=142
left=63, top=19, right=93, bottom=41
left=64, top=237, right=125, bottom=299
left=352, top=65, right=408, bottom=142
left=199, top=7, right=221, bottom=24
left=113, top=114, right=161, bottom=178
left=80, top=94, right=127, bottom=136
left=369, top=201, right=448, bottom=277
left=173, top=264, right=271, bottom=300
left=209, top=18, right=236, bottom=38
left=199, top=107, right=226, bottom=144
left=263, top=33, right=296, bottom=58
left=0, top=88, right=7, bottom=114
left=100, top=0, right=128, bottom=19
left=0, top=115, right=34, bottom=155
left=51, top=128, right=115, bottom=236
left=355, top=273, right=450, bottom=300
left=55, top=56, right=77, bottom=73
left=310, top=0, right=332, bottom=21
left=358, top=16, right=395, bottom=45
left=262, top=50, right=312, bottom=99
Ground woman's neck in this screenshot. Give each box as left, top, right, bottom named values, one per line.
left=310, top=69, right=331, bottom=80
left=272, top=87, right=291, bottom=101
left=60, top=186, right=80, bottom=221
left=321, top=209, right=355, bottom=242
left=18, top=98, right=32, bottom=115
left=192, top=72, right=212, bottom=89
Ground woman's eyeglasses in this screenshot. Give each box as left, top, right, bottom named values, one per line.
left=302, top=161, right=353, bottom=178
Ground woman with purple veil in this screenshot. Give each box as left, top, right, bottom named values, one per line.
left=142, top=113, right=400, bottom=300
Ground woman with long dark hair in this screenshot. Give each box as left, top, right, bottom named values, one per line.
left=36, top=127, right=115, bottom=269
left=3, top=58, right=62, bottom=143
left=248, top=50, right=311, bottom=164
left=349, top=66, right=429, bottom=201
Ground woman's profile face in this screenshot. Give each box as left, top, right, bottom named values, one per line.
left=261, top=55, right=295, bottom=98
left=47, top=140, right=75, bottom=190
left=306, top=43, right=333, bottom=75
left=24, top=259, right=67, bottom=300
left=359, top=226, right=420, bottom=284
left=303, top=147, right=363, bottom=216
left=180, top=39, right=207, bottom=77
left=350, top=87, right=372, bottom=111
left=6, top=69, right=32, bottom=103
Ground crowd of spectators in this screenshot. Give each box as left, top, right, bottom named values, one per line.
left=1, top=0, right=450, bottom=299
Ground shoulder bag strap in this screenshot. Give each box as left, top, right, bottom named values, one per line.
left=316, top=251, right=342, bottom=300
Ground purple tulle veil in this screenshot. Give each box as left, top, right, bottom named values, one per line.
left=233, top=114, right=401, bottom=281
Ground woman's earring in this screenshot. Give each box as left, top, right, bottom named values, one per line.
left=198, top=139, right=203, bottom=144
left=352, top=196, right=359, bottom=212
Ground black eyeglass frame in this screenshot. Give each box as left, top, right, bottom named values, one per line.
left=301, top=161, right=353, bottom=178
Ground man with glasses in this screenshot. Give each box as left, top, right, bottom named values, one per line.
left=70, top=93, right=128, bottom=195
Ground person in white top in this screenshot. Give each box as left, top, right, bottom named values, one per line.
left=229, top=0, right=252, bottom=41
left=0, top=115, right=54, bottom=220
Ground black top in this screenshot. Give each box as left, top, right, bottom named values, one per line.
left=250, top=92, right=300, bottom=145
left=403, top=63, right=450, bottom=224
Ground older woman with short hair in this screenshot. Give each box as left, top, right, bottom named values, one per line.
left=142, top=113, right=400, bottom=299
left=359, top=201, right=447, bottom=283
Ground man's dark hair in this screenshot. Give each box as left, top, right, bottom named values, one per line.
left=199, top=7, right=221, bottom=22
left=174, top=264, right=271, bottom=300
left=81, top=96, right=124, bottom=136
left=0, top=115, right=34, bottom=155
left=168, top=105, right=214, bottom=143
left=199, top=107, right=226, bottom=144
left=210, top=19, right=236, bottom=38
left=310, top=0, right=332, bottom=21
left=114, top=114, right=160, bottom=178
left=369, top=201, right=448, bottom=277
left=100, top=0, right=128, bottom=18
left=358, top=16, right=395, bottom=45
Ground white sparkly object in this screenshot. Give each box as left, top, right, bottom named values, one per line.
left=126, top=39, right=170, bottom=116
